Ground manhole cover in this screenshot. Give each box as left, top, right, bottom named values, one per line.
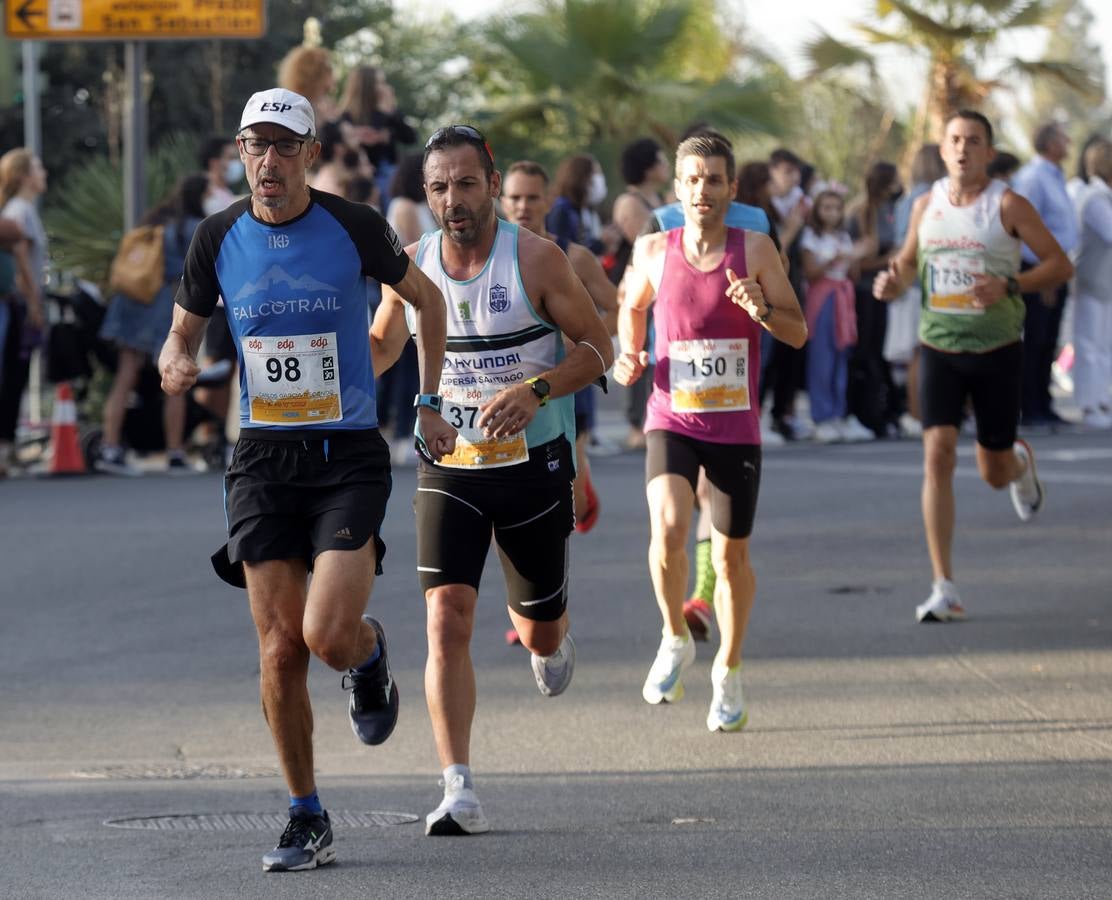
left=73, top=764, right=279, bottom=781
left=105, top=811, right=418, bottom=831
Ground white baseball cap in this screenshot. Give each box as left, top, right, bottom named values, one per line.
left=238, top=88, right=316, bottom=137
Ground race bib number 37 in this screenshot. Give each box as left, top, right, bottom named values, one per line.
left=928, top=252, right=986, bottom=315
left=435, top=385, right=529, bottom=469
left=243, top=332, right=342, bottom=425
left=669, top=338, right=750, bottom=413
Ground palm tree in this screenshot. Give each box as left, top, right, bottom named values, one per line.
left=471, top=0, right=783, bottom=164
left=804, top=0, right=1101, bottom=146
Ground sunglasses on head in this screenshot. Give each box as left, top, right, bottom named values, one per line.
left=424, top=125, right=494, bottom=163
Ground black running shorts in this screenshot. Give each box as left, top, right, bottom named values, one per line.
left=645, top=430, right=762, bottom=539
left=414, top=458, right=575, bottom=622
left=920, top=341, right=1022, bottom=451
left=213, top=433, right=391, bottom=588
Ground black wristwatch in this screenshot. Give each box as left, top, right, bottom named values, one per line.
left=1005, top=275, right=1021, bottom=296
left=413, top=393, right=443, bottom=414
left=526, top=377, right=550, bottom=407
left=757, top=301, right=774, bottom=323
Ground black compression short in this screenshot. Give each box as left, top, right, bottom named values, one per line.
left=645, top=430, right=762, bottom=539
left=920, top=342, right=1022, bottom=450
left=413, top=450, right=575, bottom=622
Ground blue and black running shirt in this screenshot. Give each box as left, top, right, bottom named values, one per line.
left=175, top=189, right=408, bottom=438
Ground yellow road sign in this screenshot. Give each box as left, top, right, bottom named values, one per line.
left=5, top=0, right=265, bottom=40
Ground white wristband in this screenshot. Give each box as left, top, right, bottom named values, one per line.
left=578, top=339, right=608, bottom=375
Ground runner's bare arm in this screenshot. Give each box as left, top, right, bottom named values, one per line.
left=159, top=304, right=208, bottom=396
left=477, top=236, right=614, bottom=439
left=727, top=231, right=807, bottom=349
left=874, top=194, right=928, bottom=301
left=569, top=242, right=619, bottom=335
left=381, top=253, right=457, bottom=459
left=370, top=245, right=419, bottom=377
left=614, top=233, right=662, bottom=386
left=1000, top=191, right=1074, bottom=293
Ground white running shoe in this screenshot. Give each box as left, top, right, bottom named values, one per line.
left=841, top=415, right=875, bottom=442
left=1081, top=409, right=1112, bottom=430
left=531, top=634, right=575, bottom=697
left=898, top=412, right=923, bottom=438
left=706, top=662, right=748, bottom=732
left=812, top=421, right=842, bottom=444
left=915, top=579, right=966, bottom=623
left=1009, top=439, right=1044, bottom=523
left=425, top=774, right=491, bottom=836
left=642, top=632, right=696, bottom=704
left=760, top=421, right=786, bottom=447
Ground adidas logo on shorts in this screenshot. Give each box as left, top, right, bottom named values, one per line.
left=334, top=526, right=353, bottom=540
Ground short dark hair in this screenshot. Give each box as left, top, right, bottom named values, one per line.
left=505, top=160, right=549, bottom=185
left=423, top=124, right=495, bottom=180
left=675, top=133, right=736, bottom=182
left=620, top=138, right=662, bottom=186
left=1033, top=122, right=1065, bottom=154
left=987, top=151, right=1020, bottom=180
left=389, top=151, right=428, bottom=203
left=198, top=135, right=232, bottom=169
left=947, top=110, right=995, bottom=146
left=769, top=147, right=802, bottom=169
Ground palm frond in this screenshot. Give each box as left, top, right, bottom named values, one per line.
left=803, top=31, right=877, bottom=78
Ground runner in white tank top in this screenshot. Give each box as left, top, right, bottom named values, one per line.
left=875, top=111, right=1072, bottom=624
left=371, top=125, right=613, bottom=837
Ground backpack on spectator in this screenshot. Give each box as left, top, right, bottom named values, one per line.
left=108, top=224, right=164, bottom=305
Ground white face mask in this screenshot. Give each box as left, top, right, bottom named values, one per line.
left=225, top=159, right=246, bottom=187
left=587, top=172, right=607, bottom=206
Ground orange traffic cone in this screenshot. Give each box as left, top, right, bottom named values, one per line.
left=47, top=382, right=87, bottom=476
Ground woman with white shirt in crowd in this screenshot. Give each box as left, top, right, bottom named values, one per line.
left=801, top=189, right=873, bottom=442
left=0, top=148, right=47, bottom=476
left=1071, top=138, right=1112, bottom=429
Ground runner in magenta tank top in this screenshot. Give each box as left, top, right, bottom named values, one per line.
left=615, top=132, right=807, bottom=734
left=644, top=226, right=762, bottom=445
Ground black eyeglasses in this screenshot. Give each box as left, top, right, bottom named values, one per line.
left=238, top=136, right=310, bottom=158
left=424, top=125, right=494, bottom=163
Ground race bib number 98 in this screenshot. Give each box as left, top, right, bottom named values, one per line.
left=243, top=332, right=342, bottom=425
left=668, top=338, right=750, bottom=413
left=928, top=252, right=986, bottom=315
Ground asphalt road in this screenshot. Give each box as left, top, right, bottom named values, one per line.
left=2, top=426, right=1111, bottom=899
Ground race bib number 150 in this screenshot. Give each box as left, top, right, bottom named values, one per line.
left=668, top=338, right=750, bottom=413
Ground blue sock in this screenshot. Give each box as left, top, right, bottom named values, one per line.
left=290, top=789, right=323, bottom=817
left=355, top=642, right=381, bottom=673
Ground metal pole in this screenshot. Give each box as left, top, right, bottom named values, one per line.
left=21, top=41, right=41, bottom=159
left=21, top=41, right=43, bottom=427
left=122, top=41, right=146, bottom=231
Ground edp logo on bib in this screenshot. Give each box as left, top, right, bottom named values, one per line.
left=489, top=284, right=509, bottom=313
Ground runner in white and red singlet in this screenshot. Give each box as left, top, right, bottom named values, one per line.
left=614, top=132, right=807, bottom=731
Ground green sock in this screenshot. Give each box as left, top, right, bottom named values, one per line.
left=692, top=539, right=715, bottom=603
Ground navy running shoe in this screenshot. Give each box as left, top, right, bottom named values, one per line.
left=262, top=810, right=335, bottom=872
left=343, top=616, right=400, bottom=745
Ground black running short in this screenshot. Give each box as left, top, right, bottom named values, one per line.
left=645, top=430, right=762, bottom=539
left=413, top=441, right=575, bottom=622
left=920, top=341, right=1021, bottom=451
left=212, top=432, right=391, bottom=588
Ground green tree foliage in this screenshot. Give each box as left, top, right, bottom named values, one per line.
left=43, top=133, right=198, bottom=286
left=466, top=0, right=782, bottom=172
left=804, top=0, right=1102, bottom=147
left=1024, top=0, right=1112, bottom=154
